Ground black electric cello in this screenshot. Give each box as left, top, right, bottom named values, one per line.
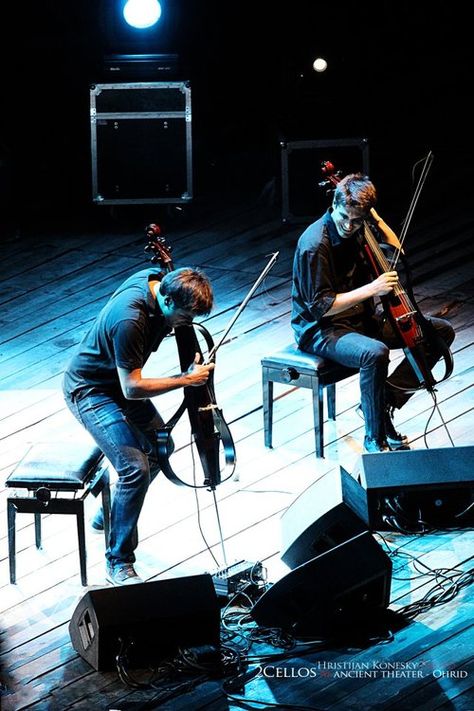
left=144, top=223, right=279, bottom=489
left=144, top=223, right=235, bottom=490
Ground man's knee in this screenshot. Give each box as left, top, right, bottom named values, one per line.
left=362, top=341, right=390, bottom=368
left=134, top=467, right=152, bottom=491
left=118, top=451, right=151, bottom=488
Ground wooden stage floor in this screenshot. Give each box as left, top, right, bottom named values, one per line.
left=1, top=194, right=473, bottom=710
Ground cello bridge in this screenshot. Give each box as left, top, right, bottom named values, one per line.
left=395, top=311, right=417, bottom=322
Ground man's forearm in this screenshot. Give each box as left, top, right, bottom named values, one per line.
left=325, top=284, right=374, bottom=316
left=120, top=372, right=192, bottom=400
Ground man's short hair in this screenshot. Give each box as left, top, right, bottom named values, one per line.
left=160, top=267, right=213, bottom=316
left=333, top=173, right=377, bottom=212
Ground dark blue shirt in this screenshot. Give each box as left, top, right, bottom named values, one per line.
left=63, top=269, right=171, bottom=398
left=291, top=210, right=373, bottom=348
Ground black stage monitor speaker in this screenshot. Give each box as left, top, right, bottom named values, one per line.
left=281, top=467, right=369, bottom=569
left=252, top=531, right=392, bottom=638
left=69, top=574, right=220, bottom=671
left=353, top=445, right=474, bottom=532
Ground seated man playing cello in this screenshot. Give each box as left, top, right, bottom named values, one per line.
left=291, top=173, right=454, bottom=453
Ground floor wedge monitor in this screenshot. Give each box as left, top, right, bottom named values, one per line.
left=281, top=467, right=369, bottom=569
left=353, top=445, right=474, bottom=532
left=69, top=573, right=220, bottom=671
left=252, top=531, right=392, bottom=639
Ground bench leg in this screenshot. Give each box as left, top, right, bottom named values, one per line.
left=311, top=378, right=325, bottom=458
left=76, top=502, right=88, bottom=586
left=262, top=369, right=274, bottom=448
left=101, top=474, right=111, bottom=548
left=327, top=383, right=336, bottom=420
left=7, top=500, right=17, bottom=584
left=34, top=513, right=42, bottom=549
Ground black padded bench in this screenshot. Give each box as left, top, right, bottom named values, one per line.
left=6, top=442, right=111, bottom=586
left=262, top=343, right=358, bottom=457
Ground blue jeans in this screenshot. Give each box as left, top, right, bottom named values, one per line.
left=302, top=316, right=454, bottom=441
left=64, top=389, right=172, bottom=566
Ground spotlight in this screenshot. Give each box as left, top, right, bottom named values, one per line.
left=313, top=57, right=328, bottom=73
left=123, top=0, right=162, bottom=29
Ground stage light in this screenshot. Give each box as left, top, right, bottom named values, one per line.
left=123, top=0, right=162, bottom=29
left=313, top=57, right=328, bottom=73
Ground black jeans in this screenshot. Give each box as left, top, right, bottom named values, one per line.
left=301, top=316, right=455, bottom=441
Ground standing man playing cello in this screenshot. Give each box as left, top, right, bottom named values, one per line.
left=291, top=173, right=454, bottom=453
left=63, top=267, right=214, bottom=585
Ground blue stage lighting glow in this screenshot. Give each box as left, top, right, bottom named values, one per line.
left=123, top=0, right=162, bottom=29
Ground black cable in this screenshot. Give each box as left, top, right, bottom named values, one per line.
left=339, top=539, right=474, bottom=629
left=114, top=544, right=474, bottom=707
left=193, top=486, right=219, bottom=567
left=394, top=553, right=474, bottom=621
left=455, top=499, right=474, bottom=519
left=423, top=389, right=439, bottom=449
left=116, top=639, right=175, bottom=690
left=177, top=645, right=240, bottom=677
left=422, top=387, right=456, bottom=449
left=190, top=437, right=220, bottom=567
left=380, top=488, right=472, bottom=534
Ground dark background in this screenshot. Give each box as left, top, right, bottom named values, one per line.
left=0, top=0, right=471, bottom=234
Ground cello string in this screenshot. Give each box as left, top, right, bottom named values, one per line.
left=363, top=223, right=413, bottom=310
left=363, top=224, right=425, bottom=344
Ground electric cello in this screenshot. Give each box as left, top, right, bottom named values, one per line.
left=144, top=223, right=279, bottom=489
left=144, top=223, right=235, bottom=490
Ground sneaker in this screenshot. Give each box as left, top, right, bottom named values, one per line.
left=106, top=562, right=143, bottom=586
left=384, top=406, right=410, bottom=449
left=363, top=436, right=391, bottom=453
